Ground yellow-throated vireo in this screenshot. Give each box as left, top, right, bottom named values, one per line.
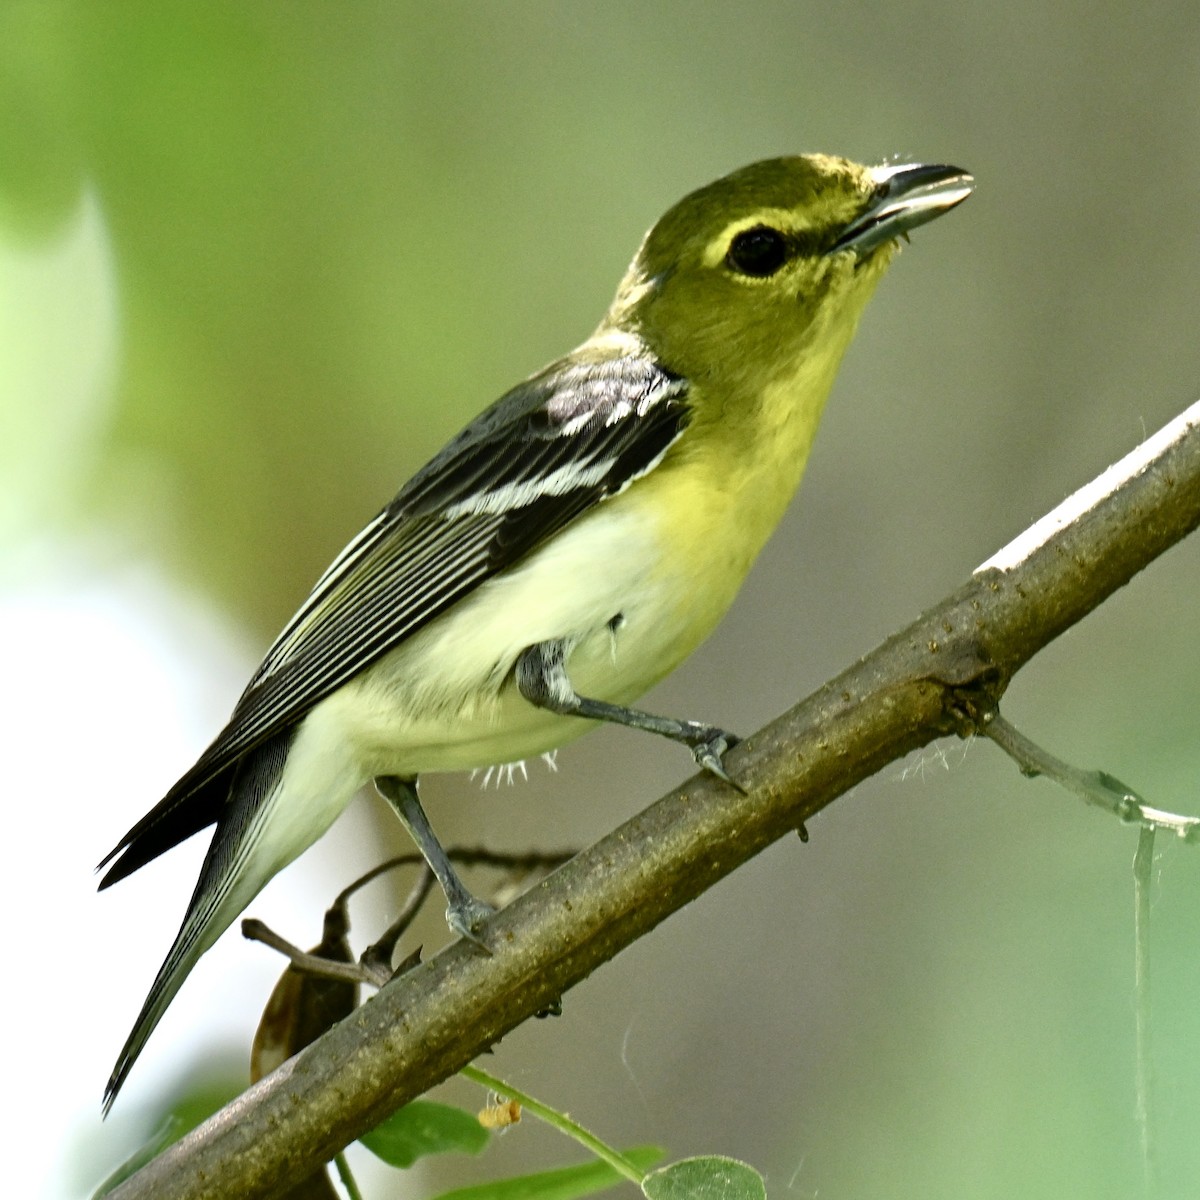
left=99, top=153, right=973, bottom=1109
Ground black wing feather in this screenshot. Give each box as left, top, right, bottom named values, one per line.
left=100, top=354, right=688, bottom=884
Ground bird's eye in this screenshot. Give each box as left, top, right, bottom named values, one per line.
left=725, top=226, right=789, bottom=277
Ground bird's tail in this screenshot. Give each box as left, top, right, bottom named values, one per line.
left=103, top=731, right=293, bottom=1113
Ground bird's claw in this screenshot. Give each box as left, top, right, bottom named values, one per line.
left=689, top=727, right=746, bottom=793
left=447, top=897, right=495, bottom=954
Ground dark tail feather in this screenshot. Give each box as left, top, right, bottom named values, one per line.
left=103, top=731, right=292, bottom=1113
left=97, top=771, right=232, bottom=889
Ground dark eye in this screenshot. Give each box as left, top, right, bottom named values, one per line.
left=725, top=226, right=789, bottom=277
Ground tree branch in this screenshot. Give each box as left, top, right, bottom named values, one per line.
left=106, top=400, right=1200, bottom=1200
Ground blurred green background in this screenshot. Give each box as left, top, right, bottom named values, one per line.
left=4, top=3, right=1199, bottom=1198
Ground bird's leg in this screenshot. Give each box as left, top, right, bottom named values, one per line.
left=515, top=639, right=743, bottom=790
left=374, top=775, right=493, bottom=946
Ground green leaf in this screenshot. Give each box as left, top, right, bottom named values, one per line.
left=432, top=1146, right=663, bottom=1200
left=91, top=1078, right=244, bottom=1197
left=642, top=1156, right=766, bottom=1200
left=359, top=1099, right=490, bottom=1168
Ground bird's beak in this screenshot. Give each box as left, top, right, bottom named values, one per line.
left=830, top=162, right=974, bottom=256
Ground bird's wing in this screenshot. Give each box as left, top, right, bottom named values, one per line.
left=100, top=353, right=689, bottom=882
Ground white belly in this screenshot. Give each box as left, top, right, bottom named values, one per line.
left=303, top=492, right=711, bottom=776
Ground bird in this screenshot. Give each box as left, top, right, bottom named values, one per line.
left=99, top=152, right=973, bottom=1110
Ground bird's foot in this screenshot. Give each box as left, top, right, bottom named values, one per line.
left=684, top=726, right=746, bottom=793
left=447, top=896, right=496, bottom=953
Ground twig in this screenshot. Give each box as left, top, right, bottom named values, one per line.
left=1132, top=826, right=1158, bottom=1200
left=332, top=1153, right=361, bottom=1200
left=245, top=848, right=577, bottom=989
left=980, top=713, right=1200, bottom=840
left=460, top=1064, right=646, bottom=1186
left=241, top=921, right=376, bottom=987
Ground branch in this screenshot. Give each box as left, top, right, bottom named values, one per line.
left=107, top=400, right=1200, bottom=1200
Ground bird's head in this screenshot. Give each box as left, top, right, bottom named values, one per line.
left=601, top=154, right=972, bottom=398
